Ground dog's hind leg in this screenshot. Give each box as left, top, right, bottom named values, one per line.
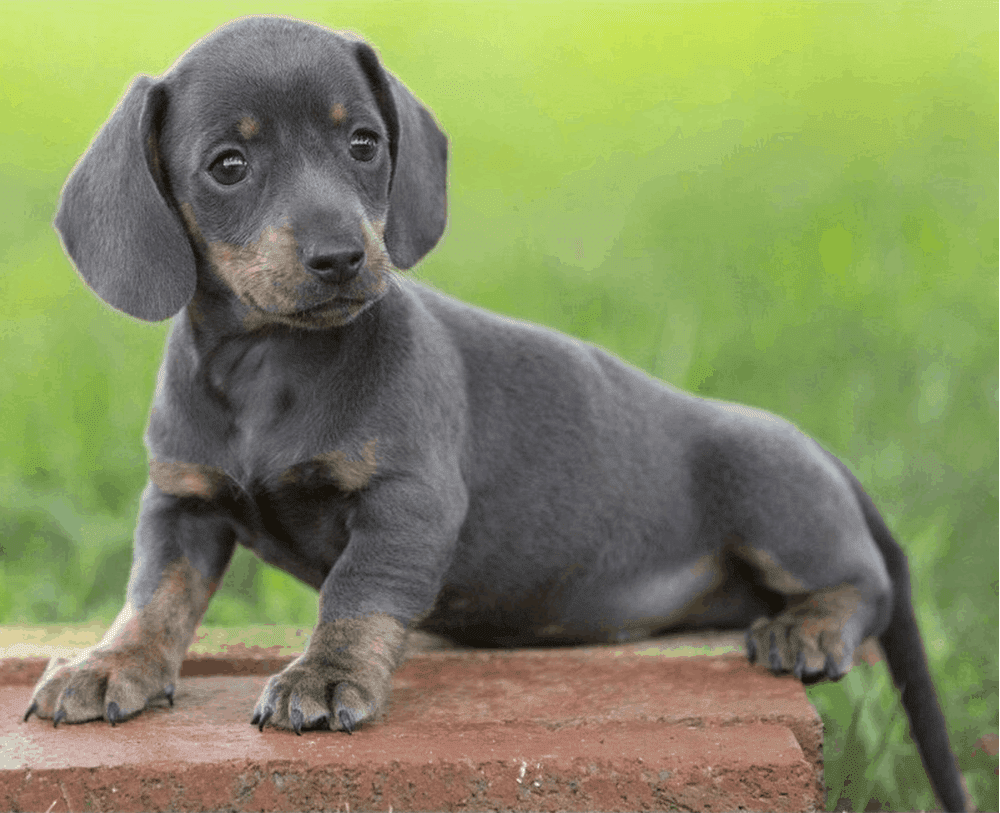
left=692, top=418, right=895, bottom=682
left=738, top=540, right=891, bottom=682
left=713, top=424, right=966, bottom=810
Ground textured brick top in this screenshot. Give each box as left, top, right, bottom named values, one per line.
left=1, top=628, right=822, bottom=812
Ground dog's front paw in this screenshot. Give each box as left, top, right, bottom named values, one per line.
left=24, top=647, right=175, bottom=727
left=251, top=614, right=406, bottom=734
left=251, top=657, right=380, bottom=734
left=746, top=584, right=865, bottom=683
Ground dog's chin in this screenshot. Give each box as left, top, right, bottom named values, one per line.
left=243, top=295, right=380, bottom=331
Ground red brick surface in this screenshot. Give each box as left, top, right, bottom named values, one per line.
left=1, top=632, right=823, bottom=812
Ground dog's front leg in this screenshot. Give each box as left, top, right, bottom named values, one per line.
left=252, top=482, right=461, bottom=734
left=25, top=485, right=236, bottom=725
left=251, top=612, right=407, bottom=735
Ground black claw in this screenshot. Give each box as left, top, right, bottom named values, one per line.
left=793, top=650, right=806, bottom=681
left=23, top=702, right=38, bottom=723
left=53, top=709, right=66, bottom=728
left=165, top=684, right=175, bottom=707
left=257, top=707, right=273, bottom=732
left=107, top=702, right=121, bottom=727
left=768, top=631, right=782, bottom=672
left=290, top=707, right=304, bottom=736
left=338, top=709, right=355, bottom=734
left=251, top=711, right=260, bottom=727
left=824, top=653, right=843, bottom=681
left=745, top=631, right=757, bottom=663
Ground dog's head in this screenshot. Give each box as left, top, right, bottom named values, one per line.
left=55, top=17, right=448, bottom=328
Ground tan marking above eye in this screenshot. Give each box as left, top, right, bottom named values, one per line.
left=318, top=439, right=379, bottom=491
left=149, top=459, right=228, bottom=500
left=238, top=116, right=260, bottom=139
left=330, top=103, right=347, bottom=125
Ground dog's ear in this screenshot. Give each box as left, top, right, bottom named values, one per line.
left=54, top=76, right=196, bottom=321
left=355, top=43, right=448, bottom=269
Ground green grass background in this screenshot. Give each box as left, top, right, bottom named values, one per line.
left=1, top=1, right=996, bottom=809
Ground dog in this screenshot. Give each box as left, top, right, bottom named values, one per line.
left=25, top=16, right=965, bottom=811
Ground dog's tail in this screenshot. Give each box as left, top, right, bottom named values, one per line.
left=826, top=452, right=966, bottom=811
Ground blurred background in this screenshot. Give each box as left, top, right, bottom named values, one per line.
left=1, top=2, right=996, bottom=809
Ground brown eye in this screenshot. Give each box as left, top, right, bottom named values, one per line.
left=349, top=131, right=378, bottom=162
left=209, top=151, right=249, bottom=184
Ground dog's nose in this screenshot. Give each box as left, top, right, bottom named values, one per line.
left=302, top=246, right=365, bottom=284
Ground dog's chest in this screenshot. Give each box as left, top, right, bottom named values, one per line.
left=209, top=341, right=310, bottom=475
left=149, top=336, right=373, bottom=581
left=229, top=344, right=294, bottom=436
left=152, top=329, right=377, bottom=497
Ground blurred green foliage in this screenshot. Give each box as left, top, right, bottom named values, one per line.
left=1, top=2, right=996, bottom=809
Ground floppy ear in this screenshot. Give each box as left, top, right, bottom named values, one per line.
left=54, top=75, right=196, bottom=321
left=355, top=44, right=448, bottom=269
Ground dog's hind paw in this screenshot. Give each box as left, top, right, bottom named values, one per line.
left=745, top=584, right=864, bottom=683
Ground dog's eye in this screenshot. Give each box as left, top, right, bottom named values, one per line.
left=209, top=151, right=249, bottom=185
left=349, top=131, right=378, bottom=162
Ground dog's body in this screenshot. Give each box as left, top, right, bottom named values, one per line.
left=151, top=276, right=879, bottom=646
left=26, top=17, right=965, bottom=810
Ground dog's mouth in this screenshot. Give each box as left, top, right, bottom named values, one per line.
left=226, top=257, right=395, bottom=331
left=243, top=292, right=378, bottom=329
left=291, top=296, right=367, bottom=317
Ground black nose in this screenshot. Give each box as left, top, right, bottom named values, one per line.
left=302, top=246, right=365, bottom=284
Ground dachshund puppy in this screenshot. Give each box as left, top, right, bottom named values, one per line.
left=27, top=17, right=965, bottom=811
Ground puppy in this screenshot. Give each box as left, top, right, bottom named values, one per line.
left=26, top=16, right=965, bottom=811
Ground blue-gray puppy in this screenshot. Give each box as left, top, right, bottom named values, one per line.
left=26, top=17, right=965, bottom=811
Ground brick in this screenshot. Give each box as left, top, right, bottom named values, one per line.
left=1, top=630, right=822, bottom=811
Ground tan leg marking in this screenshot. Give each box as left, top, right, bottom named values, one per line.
left=253, top=613, right=406, bottom=733
left=318, top=439, right=379, bottom=491
left=730, top=542, right=807, bottom=594
left=27, top=559, right=215, bottom=724
left=747, top=583, right=864, bottom=679
left=149, top=459, right=228, bottom=499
